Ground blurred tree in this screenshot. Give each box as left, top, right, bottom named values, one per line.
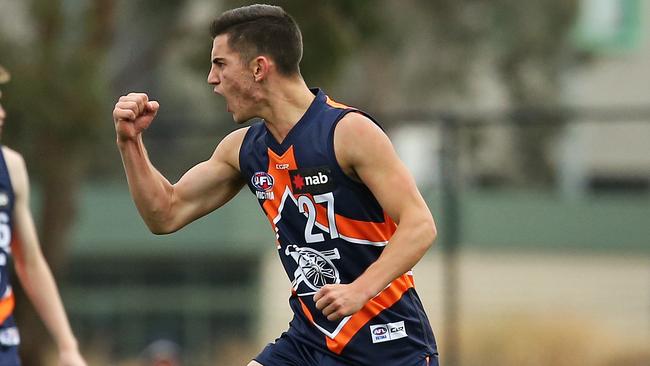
left=398, top=0, right=492, bottom=109
left=0, top=0, right=115, bottom=364
left=344, top=0, right=580, bottom=186
left=493, top=0, right=580, bottom=186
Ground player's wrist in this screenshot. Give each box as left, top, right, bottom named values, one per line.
left=116, top=132, right=143, bottom=149
left=116, top=134, right=136, bottom=146
left=351, top=278, right=378, bottom=303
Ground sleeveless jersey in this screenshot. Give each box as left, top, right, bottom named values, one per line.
left=239, top=89, right=437, bottom=365
left=0, top=147, right=16, bottom=325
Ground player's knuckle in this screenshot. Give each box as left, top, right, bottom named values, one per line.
left=132, top=92, right=148, bottom=101
left=319, top=285, right=329, bottom=292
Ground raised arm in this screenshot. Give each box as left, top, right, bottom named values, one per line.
left=113, top=93, right=246, bottom=234
left=314, top=112, right=437, bottom=321
left=5, top=147, right=86, bottom=366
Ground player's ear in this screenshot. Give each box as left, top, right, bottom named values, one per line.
left=252, top=56, right=270, bottom=82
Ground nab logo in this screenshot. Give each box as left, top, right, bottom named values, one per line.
left=252, top=172, right=275, bottom=200
left=289, top=167, right=334, bottom=194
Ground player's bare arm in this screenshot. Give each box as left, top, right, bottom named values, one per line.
left=314, top=113, right=437, bottom=321
left=113, top=93, right=247, bottom=234
left=4, top=147, right=86, bottom=366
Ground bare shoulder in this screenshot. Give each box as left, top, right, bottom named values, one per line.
left=1, top=145, right=26, bottom=175
left=334, top=112, right=391, bottom=158
left=219, top=126, right=250, bottom=150
left=334, top=112, right=392, bottom=177
left=335, top=111, right=385, bottom=140
left=212, top=126, right=251, bottom=171
left=1, top=146, right=28, bottom=195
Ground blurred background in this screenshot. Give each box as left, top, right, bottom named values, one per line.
left=1, top=0, right=649, bottom=365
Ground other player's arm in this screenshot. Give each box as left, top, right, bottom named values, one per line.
left=5, top=147, right=86, bottom=366
left=113, top=93, right=246, bottom=234
left=314, top=113, right=437, bottom=321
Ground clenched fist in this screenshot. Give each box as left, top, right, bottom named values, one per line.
left=113, top=92, right=160, bottom=143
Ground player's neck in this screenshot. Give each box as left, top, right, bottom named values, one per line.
left=261, top=76, right=314, bottom=143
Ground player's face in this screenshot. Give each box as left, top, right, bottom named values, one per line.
left=208, top=35, right=259, bottom=124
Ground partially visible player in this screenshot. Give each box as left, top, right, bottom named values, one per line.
left=0, top=64, right=86, bottom=366
left=113, top=4, right=438, bottom=366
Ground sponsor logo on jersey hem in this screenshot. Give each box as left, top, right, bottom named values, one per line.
left=289, top=167, right=334, bottom=194
left=252, top=172, right=275, bottom=200
left=0, top=191, right=9, bottom=208
left=370, top=321, right=407, bottom=343
left=0, top=327, right=20, bottom=346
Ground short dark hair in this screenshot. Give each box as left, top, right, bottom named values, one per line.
left=210, top=4, right=303, bottom=76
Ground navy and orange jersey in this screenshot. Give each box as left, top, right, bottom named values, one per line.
left=0, top=147, right=16, bottom=325
left=239, top=89, right=437, bottom=365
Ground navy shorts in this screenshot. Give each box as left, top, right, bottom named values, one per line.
left=253, top=332, right=435, bottom=366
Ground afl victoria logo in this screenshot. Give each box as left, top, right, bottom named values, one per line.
left=252, top=172, right=275, bottom=200
left=372, top=326, right=388, bottom=336
left=252, top=172, right=274, bottom=191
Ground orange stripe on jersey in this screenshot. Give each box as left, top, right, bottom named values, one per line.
left=262, top=146, right=298, bottom=230
left=310, top=200, right=396, bottom=244
left=325, top=96, right=352, bottom=110
left=333, top=211, right=396, bottom=243
left=326, top=273, right=415, bottom=354
left=0, top=292, right=15, bottom=324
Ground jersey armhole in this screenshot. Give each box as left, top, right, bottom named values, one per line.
left=237, top=125, right=257, bottom=183
left=327, top=109, right=383, bottom=194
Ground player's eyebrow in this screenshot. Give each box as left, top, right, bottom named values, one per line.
left=212, top=57, right=225, bottom=64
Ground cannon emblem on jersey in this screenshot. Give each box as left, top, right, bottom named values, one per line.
left=285, top=245, right=341, bottom=294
